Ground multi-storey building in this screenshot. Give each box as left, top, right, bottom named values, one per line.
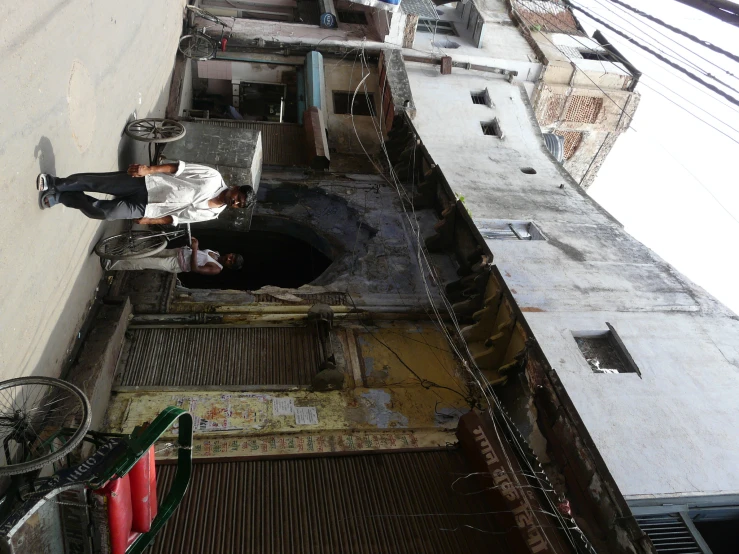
left=53, top=1, right=735, bottom=553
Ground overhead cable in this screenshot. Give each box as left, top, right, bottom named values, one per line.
left=593, top=0, right=739, bottom=90
left=671, top=0, right=739, bottom=29
left=565, top=0, right=739, bottom=107
left=523, top=0, right=739, bottom=142
left=349, top=47, right=593, bottom=552
left=602, top=0, right=739, bottom=63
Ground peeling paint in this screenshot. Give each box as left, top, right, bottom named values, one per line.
left=360, top=389, right=409, bottom=429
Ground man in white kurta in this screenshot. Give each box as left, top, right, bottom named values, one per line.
left=38, top=162, right=252, bottom=224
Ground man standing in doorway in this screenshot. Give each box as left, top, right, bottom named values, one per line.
left=37, top=161, right=253, bottom=225
left=103, top=237, right=244, bottom=275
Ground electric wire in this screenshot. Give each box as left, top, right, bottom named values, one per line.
left=592, top=0, right=739, bottom=85
left=345, top=45, right=593, bottom=552
left=511, top=6, right=639, bottom=127
left=565, top=0, right=739, bottom=107
left=603, top=0, right=739, bottom=64
left=326, top=37, right=594, bottom=550
left=518, top=0, right=739, bottom=221
left=520, top=0, right=739, bottom=144
left=581, top=0, right=739, bottom=115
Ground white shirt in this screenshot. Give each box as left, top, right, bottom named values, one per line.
left=177, top=248, right=223, bottom=273
left=144, top=161, right=228, bottom=225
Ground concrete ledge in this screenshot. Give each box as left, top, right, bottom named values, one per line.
left=165, top=51, right=188, bottom=119
left=67, top=299, right=132, bottom=431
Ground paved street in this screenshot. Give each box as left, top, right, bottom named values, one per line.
left=0, top=0, right=185, bottom=380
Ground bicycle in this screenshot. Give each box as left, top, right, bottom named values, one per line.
left=95, top=223, right=192, bottom=261
left=178, top=5, right=233, bottom=61
left=0, top=376, right=193, bottom=554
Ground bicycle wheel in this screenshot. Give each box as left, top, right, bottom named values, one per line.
left=178, top=33, right=216, bottom=61
left=95, top=231, right=168, bottom=261
left=124, top=118, right=186, bottom=143
left=0, top=377, right=91, bottom=476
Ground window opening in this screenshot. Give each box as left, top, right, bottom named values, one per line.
left=338, top=10, right=368, bottom=24
left=471, top=90, right=490, bottom=106
left=474, top=219, right=545, bottom=241
left=418, top=19, right=457, bottom=35
left=579, top=49, right=617, bottom=62
left=238, top=82, right=288, bottom=122
left=481, top=119, right=502, bottom=137
left=573, top=324, right=640, bottom=376
left=192, top=76, right=299, bottom=123
left=333, top=91, right=375, bottom=116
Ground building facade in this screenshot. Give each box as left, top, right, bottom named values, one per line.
left=57, top=1, right=736, bottom=553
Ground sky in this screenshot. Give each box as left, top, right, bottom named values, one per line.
left=573, top=0, right=739, bottom=314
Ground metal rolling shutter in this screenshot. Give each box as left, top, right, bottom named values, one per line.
left=115, top=327, right=321, bottom=387
left=635, top=513, right=710, bottom=553
left=152, top=451, right=506, bottom=554
left=197, top=120, right=306, bottom=167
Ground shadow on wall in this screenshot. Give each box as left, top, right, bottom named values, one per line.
left=34, top=136, right=56, bottom=175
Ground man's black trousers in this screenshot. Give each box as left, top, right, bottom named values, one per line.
left=51, top=172, right=148, bottom=220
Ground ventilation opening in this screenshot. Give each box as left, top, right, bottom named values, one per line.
left=481, top=119, right=502, bottom=137
left=174, top=218, right=334, bottom=291
left=471, top=90, right=490, bottom=106
left=573, top=325, right=640, bottom=376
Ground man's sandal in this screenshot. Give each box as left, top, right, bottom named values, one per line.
left=36, top=173, right=50, bottom=191
left=38, top=190, right=59, bottom=210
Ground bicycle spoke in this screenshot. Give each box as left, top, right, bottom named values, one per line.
left=0, top=378, right=90, bottom=474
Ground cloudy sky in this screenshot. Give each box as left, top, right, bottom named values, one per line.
left=573, top=0, right=739, bottom=314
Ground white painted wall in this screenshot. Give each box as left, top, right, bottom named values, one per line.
left=406, top=63, right=739, bottom=500
left=412, top=3, right=543, bottom=81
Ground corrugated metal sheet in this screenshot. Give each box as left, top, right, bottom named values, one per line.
left=196, top=120, right=306, bottom=166
left=116, top=327, right=321, bottom=387
left=251, top=292, right=348, bottom=305
left=543, top=133, right=565, bottom=162
left=153, top=450, right=506, bottom=554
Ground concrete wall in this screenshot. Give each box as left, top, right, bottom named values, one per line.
left=534, top=32, right=634, bottom=90
left=531, top=82, right=639, bottom=186
left=411, top=3, right=543, bottom=82
left=323, top=57, right=384, bottom=154
left=406, top=63, right=739, bottom=500
left=230, top=16, right=381, bottom=46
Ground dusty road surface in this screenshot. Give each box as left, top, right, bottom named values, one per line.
left=0, top=1, right=186, bottom=380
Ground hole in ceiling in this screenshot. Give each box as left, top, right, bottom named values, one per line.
left=174, top=216, right=334, bottom=291
left=520, top=167, right=537, bottom=174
